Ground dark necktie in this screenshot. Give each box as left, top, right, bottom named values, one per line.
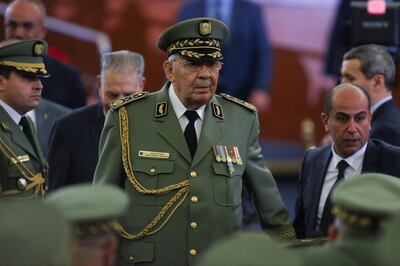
left=19, top=116, right=36, bottom=148
left=319, top=160, right=349, bottom=235
left=184, top=110, right=199, bottom=158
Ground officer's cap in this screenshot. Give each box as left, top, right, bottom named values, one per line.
left=157, top=17, right=228, bottom=61
left=378, top=215, right=400, bottom=266
left=46, top=184, right=129, bottom=237
left=331, top=173, right=400, bottom=230
left=0, top=201, right=72, bottom=266
left=0, top=39, right=49, bottom=78
left=197, top=233, right=300, bottom=266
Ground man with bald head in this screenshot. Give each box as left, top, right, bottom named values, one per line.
left=294, top=83, right=400, bottom=239
left=4, top=0, right=86, bottom=108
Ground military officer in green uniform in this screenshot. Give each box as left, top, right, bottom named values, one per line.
left=295, top=173, right=400, bottom=266
left=0, top=201, right=72, bottom=266
left=46, top=184, right=129, bottom=266
left=0, top=39, right=49, bottom=199
left=93, top=17, right=294, bottom=266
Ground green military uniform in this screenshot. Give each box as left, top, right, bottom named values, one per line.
left=94, top=17, right=293, bottom=266
left=197, top=232, right=300, bottom=266
left=0, top=201, right=72, bottom=266
left=0, top=39, right=49, bottom=199
left=378, top=216, right=400, bottom=266
left=294, top=173, right=400, bottom=266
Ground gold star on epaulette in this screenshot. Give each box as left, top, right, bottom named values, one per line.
left=109, top=92, right=149, bottom=111
left=221, top=93, right=257, bottom=112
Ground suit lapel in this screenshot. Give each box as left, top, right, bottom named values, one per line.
left=154, top=84, right=191, bottom=163
left=309, top=146, right=332, bottom=231
left=89, top=103, right=105, bottom=152
left=362, top=140, right=379, bottom=173
left=0, top=106, right=39, bottom=161
left=192, top=97, right=224, bottom=167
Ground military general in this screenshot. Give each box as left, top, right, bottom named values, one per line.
left=0, top=39, right=49, bottom=199
left=94, top=18, right=293, bottom=266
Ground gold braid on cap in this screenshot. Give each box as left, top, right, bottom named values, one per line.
left=332, top=206, right=384, bottom=229
left=167, top=38, right=222, bottom=59
left=0, top=61, right=47, bottom=74
left=115, top=106, right=190, bottom=241
left=75, top=219, right=121, bottom=238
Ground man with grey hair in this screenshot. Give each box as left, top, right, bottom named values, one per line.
left=341, top=44, right=400, bottom=146
left=48, top=50, right=145, bottom=190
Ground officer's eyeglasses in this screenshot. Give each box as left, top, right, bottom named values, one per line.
left=174, top=59, right=223, bottom=73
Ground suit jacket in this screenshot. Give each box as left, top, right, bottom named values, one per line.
left=370, top=99, right=400, bottom=147
left=177, top=0, right=272, bottom=99
left=0, top=106, right=47, bottom=199
left=294, top=139, right=400, bottom=238
left=94, top=84, right=292, bottom=266
left=42, top=56, right=86, bottom=109
left=34, top=99, right=71, bottom=158
left=48, top=102, right=104, bottom=191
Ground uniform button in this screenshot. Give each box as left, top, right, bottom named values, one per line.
left=190, top=171, right=197, bottom=177
left=190, top=249, right=197, bottom=256
left=150, top=168, right=156, bottom=174
left=191, top=196, right=198, bottom=203
left=17, top=177, right=28, bottom=190
left=190, top=222, right=198, bottom=229
left=129, top=256, right=134, bottom=261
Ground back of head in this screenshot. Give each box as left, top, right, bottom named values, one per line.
left=331, top=173, right=400, bottom=235
left=343, top=44, right=396, bottom=91
left=197, top=232, right=300, bottom=266
left=0, top=200, right=72, bottom=266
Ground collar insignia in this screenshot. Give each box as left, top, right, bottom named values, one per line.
left=212, top=103, right=224, bottom=119
left=155, top=102, right=168, bottom=117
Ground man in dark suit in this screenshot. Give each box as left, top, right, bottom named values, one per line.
left=4, top=0, right=86, bottom=108
left=294, top=83, right=400, bottom=239
left=177, top=0, right=272, bottom=112
left=27, top=98, right=71, bottom=158
left=48, top=50, right=145, bottom=191
left=341, top=44, right=400, bottom=146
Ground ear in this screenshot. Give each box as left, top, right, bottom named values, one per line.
left=372, top=74, right=385, bottom=92
left=321, top=112, right=329, bottom=132
left=328, top=224, right=338, bottom=240
left=163, top=60, right=175, bottom=83
left=0, top=75, right=7, bottom=92
left=139, top=76, right=146, bottom=90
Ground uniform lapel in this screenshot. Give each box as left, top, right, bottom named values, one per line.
left=0, top=106, right=39, bottom=161
left=154, top=84, right=192, bottom=163
left=192, top=97, right=224, bottom=167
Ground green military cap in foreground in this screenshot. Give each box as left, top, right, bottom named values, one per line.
left=331, top=173, right=400, bottom=230
left=46, top=184, right=129, bottom=237
left=157, top=17, right=229, bottom=60
left=197, top=232, right=300, bottom=266
left=0, top=201, right=72, bottom=266
left=0, top=39, right=49, bottom=78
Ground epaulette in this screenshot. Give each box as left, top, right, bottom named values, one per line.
left=220, top=93, right=257, bottom=112
left=284, top=237, right=331, bottom=249
left=109, top=92, right=149, bottom=111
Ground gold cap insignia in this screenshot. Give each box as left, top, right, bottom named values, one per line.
left=199, top=21, right=212, bottom=36
left=212, top=103, right=224, bottom=119
left=155, top=102, right=168, bottom=117
left=33, top=43, right=44, bottom=56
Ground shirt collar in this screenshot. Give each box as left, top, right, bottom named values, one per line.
left=0, top=99, right=23, bottom=125
left=168, top=84, right=205, bottom=120
left=371, top=95, right=392, bottom=113
left=331, top=142, right=367, bottom=170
